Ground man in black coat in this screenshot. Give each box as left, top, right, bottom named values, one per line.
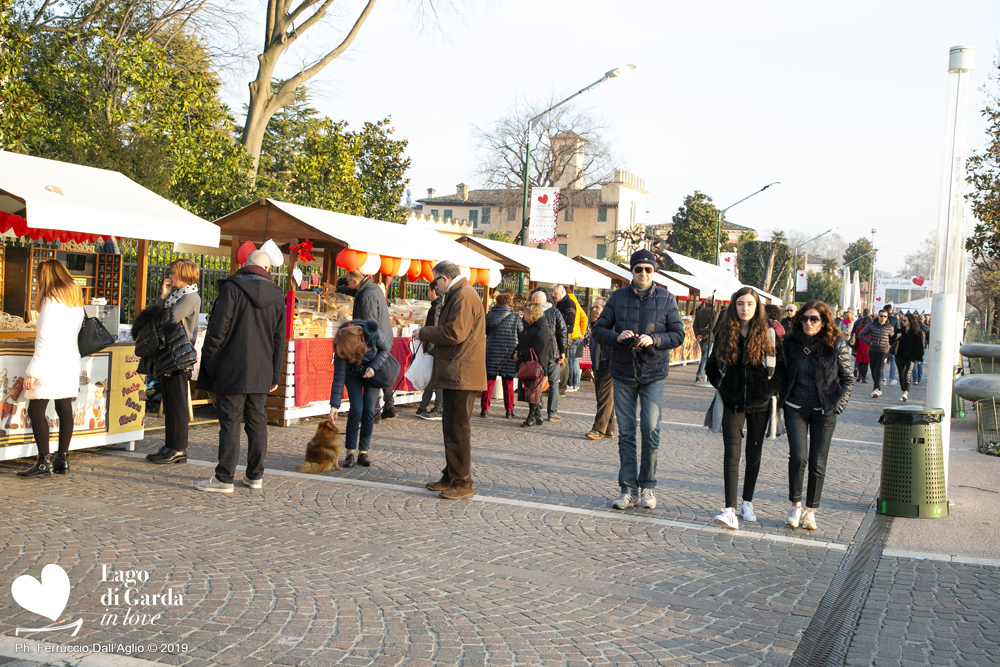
left=530, top=288, right=567, bottom=421
left=346, top=269, right=396, bottom=418
left=195, top=250, right=286, bottom=493
left=593, top=249, right=685, bottom=512
left=692, top=298, right=716, bottom=383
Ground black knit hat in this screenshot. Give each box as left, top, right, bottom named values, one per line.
left=630, top=249, right=657, bottom=270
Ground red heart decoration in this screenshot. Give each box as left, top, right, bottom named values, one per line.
left=724, top=256, right=732, bottom=263
left=537, top=195, right=548, bottom=204
left=912, top=276, right=925, bottom=287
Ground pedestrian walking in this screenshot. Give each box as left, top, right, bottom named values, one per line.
left=414, top=261, right=486, bottom=500
left=853, top=315, right=872, bottom=383
left=779, top=301, right=854, bottom=531
left=781, top=303, right=798, bottom=331
left=893, top=313, right=924, bottom=402
left=345, top=269, right=396, bottom=419
left=16, top=260, right=84, bottom=478
left=764, top=304, right=786, bottom=338
left=553, top=285, right=587, bottom=392
left=194, top=250, right=286, bottom=493
left=530, top=288, right=567, bottom=421
left=858, top=310, right=894, bottom=398
left=593, top=249, right=685, bottom=511
left=482, top=293, right=523, bottom=418
left=914, top=313, right=930, bottom=384
left=415, top=283, right=444, bottom=421
left=328, top=321, right=392, bottom=467
left=144, top=259, right=201, bottom=466
left=692, top=299, right=715, bottom=383
left=839, top=309, right=854, bottom=334
left=585, top=297, right=615, bottom=440
left=515, top=303, right=553, bottom=428
left=884, top=304, right=899, bottom=385
left=706, top=287, right=786, bottom=529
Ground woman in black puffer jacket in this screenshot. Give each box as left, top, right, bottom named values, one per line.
left=515, top=303, right=553, bottom=428
left=706, top=287, right=786, bottom=530
left=893, top=313, right=924, bottom=403
left=482, top=293, right=523, bottom=419
left=779, top=300, right=855, bottom=532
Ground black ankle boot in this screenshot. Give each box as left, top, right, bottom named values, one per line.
left=52, top=451, right=69, bottom=475
left=17, top=454, right=53, bottom=478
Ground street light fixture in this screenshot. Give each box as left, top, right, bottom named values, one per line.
left=516, top=65, right=636, bottom=293
left=714, top=182, right=781, bottom=266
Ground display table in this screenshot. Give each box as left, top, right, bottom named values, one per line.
left=0, top=341, right=145, bottom=461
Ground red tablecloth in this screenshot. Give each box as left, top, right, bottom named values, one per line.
left=579, top=345, right=592, bottom=369
left=294, top=336, right=418, bottom=407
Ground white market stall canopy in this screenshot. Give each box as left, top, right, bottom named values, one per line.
left=892, top=297, right=933, bottom=313
left=610, top=262, right=691, bottom=298
left=458, top=237, right=610, bottom=289
left=0, top=151, right=220, bottom=246
left=666, top=251, right=744, bottom=297
left=751, top=287, right=783, bottom=306
left=574, top=256, right=633, bottom=284
left=663, top=270, right=716, bottom=297
left=212, top=199, right=501, bottom=271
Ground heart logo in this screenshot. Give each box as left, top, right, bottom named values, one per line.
left=537, top=195, right=548, bottom=204
left=724, top=256, right=732, bottom=263
left=875, top=296, right=883, bottom=303
left=11, top=564, right=71, bottom=622
left=912, top=276, right=925, bottom=287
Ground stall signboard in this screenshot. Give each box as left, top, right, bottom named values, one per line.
left=795, top=270, right=808, bottom=293
left=107, top=345, right=145, bottom=434
left=719, top=253, right=737, bottom=275
left=528, top=187, right=559, bottom=244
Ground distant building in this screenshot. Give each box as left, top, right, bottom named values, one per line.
left=646, top=219, right=756, bottom=247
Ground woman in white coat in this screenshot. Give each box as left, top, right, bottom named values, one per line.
left=16, top=260, right=84, bottom=478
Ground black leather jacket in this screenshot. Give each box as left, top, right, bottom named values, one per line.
left=779, top=334, right=854, bottom=415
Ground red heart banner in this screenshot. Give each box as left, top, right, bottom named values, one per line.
left=912, top=276, right=925, bottom=287
left=724, top=256, right=732, bottom=263
left=537, top=194, right=548, bottom=204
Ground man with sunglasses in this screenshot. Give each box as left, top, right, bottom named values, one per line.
left=781, top=303, right=798, bottom=331
left=858, top=309, right=895, bottom=398
left=593, top=249, right=685, bottom=511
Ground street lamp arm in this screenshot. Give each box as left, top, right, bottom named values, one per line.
left=715, top=181, right=781, bottom=266
left=527, top=65, right=636, bottom=130
left=795, top=228, right=835, bottom=251
left=720, top=181, right=781, bottom=214
left=843, top=249, right=877, bottom=268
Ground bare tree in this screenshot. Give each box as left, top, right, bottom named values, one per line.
left=895, top=232, right=936, bottom=278
left=784, top=230, right=849, bottom=263
left=472, top=97, right=617, bottom=208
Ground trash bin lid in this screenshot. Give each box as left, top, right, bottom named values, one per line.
left=882, top=406, right=945, bottom=415
left=880, top=405, right=945, bottom=424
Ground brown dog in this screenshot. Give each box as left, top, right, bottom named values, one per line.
left=300, top=420, right=342, bottom=473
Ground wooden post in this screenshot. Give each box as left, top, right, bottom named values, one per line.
left=134, top=238, right=149, bottom=320
left=229, top=236, right=240, bottom=276
left=585, top=287, right=593, bottom=310
left=287, top=247, right=298, bottom=288
left=400, top=276, right=408, bottom=300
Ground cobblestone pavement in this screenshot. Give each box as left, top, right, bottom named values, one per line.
left=2, top=364, right=992, bottom=666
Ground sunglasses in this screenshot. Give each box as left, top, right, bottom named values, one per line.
left=800, top=315, right=822, bottom=324
left=632, top=266, right=654, bottom=274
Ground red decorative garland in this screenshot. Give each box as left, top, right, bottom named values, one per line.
left=290, top=238, right=315, bottom=263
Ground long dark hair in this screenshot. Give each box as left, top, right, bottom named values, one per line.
left=900, top=312, right=921, bottom=335
left=789, top=300, right=842, bottom=348
left=714, top=287, right=773, bottom=366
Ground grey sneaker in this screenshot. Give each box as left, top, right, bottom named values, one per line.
left=639, top=488, right=657, bottom=510
left=194, top=476, right=234, bottom=494
left=241, top=476, right=263, bottom=490
left=547, top=412, right=562, bottom=422
left=786, top=505, right=803, bottom=528
left=612, top=492, right=637, bottom=510
left=420, top=408, right=443, bottom=421
left=740, top=500, right=757, bottom=522
left=802, top=509, right=818, bottom=530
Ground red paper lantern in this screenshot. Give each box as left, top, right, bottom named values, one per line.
left=336, top=248, right=359, bottom=272
left=58, top=230, right=72, bottom=243
left=421, top=260, right=434, bottom=282
left=407, top=260, right=422, bottom=281
left=27, top=227, right=43, bottom=241
left=0, top=212, right=7, bottom=233
left=10, top=215, right=27, bottom=237
left=237, top=239, right=257, bottom=265
left=380, top=255, right=395, bottom=275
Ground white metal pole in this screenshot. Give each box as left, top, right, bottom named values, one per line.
left=925, top=45, right=975, bottom=490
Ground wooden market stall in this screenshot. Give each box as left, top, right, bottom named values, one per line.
left=0, top=151, right=222, bottom=461
left=211, top=199, right=503, bottom=426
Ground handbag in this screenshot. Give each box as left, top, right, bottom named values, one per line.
left=889, top=338, right=900, bottom=356
left=516, top=349, right=544, bottom=381
left=370, top=353, right=400, bottom=390
left=78, top=316, right=115, bottom=357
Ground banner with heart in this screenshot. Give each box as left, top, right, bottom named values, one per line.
left=719, top=252, right=737, bottom=275
left=528, top=187, right=559, bottom=244
left=12, top=563, right=71, bottom=622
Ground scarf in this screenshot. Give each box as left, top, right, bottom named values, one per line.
left=165, top=283, right=198, bottom=309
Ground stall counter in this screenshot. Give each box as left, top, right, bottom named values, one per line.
left=0, top=341, right=145, bottom=461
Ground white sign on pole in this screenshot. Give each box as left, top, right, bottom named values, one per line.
left=873, top=279, right=887, bottom=309
left=719, top=252, right=737, bottom=275
left=528, top=187, right=559, bottom=244
left=795, top=271, right=807, bottom=292
left=877, top=277, right=934, bottom=291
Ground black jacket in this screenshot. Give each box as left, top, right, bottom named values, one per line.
left=485, top=304, right=523, bottom=378
left=693, top=305, right=715, bottom=342
left=588, top=322, right=611, bottom=372
left=134, top=304, right=197, bottom=378
left=542, top=305, right=568, bottom=360
left=894, top=329, right=925, bottom=364
left=859, top=320, right=894, bottom=354
left=555, top=296, right=577, bottom=332
left=779, top=334, right=855, bottom=415
left=329, top=320, right=392, bottom=407
left=516, top=318, right=553, bottom=375
left=421, top=294, right=443, bottom=355
left=705, top=333, right=787, bottom=413
left=196, top=269, right=286, bottom=394
left=592, top=283, right=685, bottom=384
left=352, top=278, right=393, bottom=344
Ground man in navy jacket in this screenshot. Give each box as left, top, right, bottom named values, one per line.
left=593, top=249, right=685, bottom=511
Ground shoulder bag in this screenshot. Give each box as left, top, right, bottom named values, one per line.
left=516, top=348, right=544, bottom=381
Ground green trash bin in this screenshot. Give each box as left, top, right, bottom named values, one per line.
left=877, top=406, right=948, bottom=518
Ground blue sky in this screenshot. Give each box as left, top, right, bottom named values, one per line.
left=223, top=0, right=1000, bottom=273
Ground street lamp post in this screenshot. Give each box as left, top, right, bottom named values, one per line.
left=516, top=65, right=635, bottom=294
left=788, top=228, right=835, bottom=301
left=714, top=182, right=781, bottom=266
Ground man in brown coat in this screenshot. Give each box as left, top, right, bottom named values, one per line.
left=413, top=260, right=486, bottom=499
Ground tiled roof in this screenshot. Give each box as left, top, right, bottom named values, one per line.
left=417, top=188, right=612, bottom=208
left=651, top=220, right=757, bottom=232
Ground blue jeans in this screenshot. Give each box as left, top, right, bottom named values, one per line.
left=888, top=354, right=897, bottom=382
left=546, top=360, right=561, bottom=415
left=915, top=361, right=923, bottom=383
left=567, top=338, right=582, bottom=388
left=696, top=340, right=712, bottom=380
left=612, top=379, right=665, bottom=495
left=345, top=374, right=380, bottom=451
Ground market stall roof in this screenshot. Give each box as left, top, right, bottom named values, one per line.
left=663, top=270, right=715, bottom=297
left=751, top=287, right=783, bottom=306
left=0, top=151, right=220, bottom=246
left=458, top=237, right=610, bottom=289
left=666, top=251, right=744, bottom=297
left=573, top=256, right=632, bottom=283
left=212, top=199, right=501, bottom=270
left=891, top=297, right=933, bottom=313
left=610, top=262, right=691, bottom=298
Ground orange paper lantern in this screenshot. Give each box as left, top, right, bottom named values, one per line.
left=380, top=255, right=395, bottom=275
left=407, top=261, right=423, bottom=281
left=336, top=248, right=359, bottom=272
left=421, top=260, right=434, bottom=282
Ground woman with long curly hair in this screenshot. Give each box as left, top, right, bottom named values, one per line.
left=893, top=313, right=924, bottom=402
left=778, top=301, right=854, bottom=531
left=706, top=287, right=786, bottom=530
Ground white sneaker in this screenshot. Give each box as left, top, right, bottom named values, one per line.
left=786, top=505, right=803, bottom=528
left=193, top=476, right=234, bottom=494
left=639, top=488, right=657, bottom=510
left=241, top=475, right=263, bottom=489
left=900, top=393, right=908, bottom=402
left=876, top=389, right=882, bottom=397
left=740, top=500, right=757, bottom=522
left=802, top=509, right=818, bottom=530
left=889, top=379, right=898, bottom=386
left=713, top=507, right=739, bottom=530
left=871, top=389, right=878, bottom=398
left=612, top=492, right=637, bottom=510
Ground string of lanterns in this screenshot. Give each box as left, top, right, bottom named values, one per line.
left=335, top=248, right=502, bottom=288
left=0, top=211, right=104, bottom=244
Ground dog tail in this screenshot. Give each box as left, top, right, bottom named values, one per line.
left=299, top=461, right=330, bottom=474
